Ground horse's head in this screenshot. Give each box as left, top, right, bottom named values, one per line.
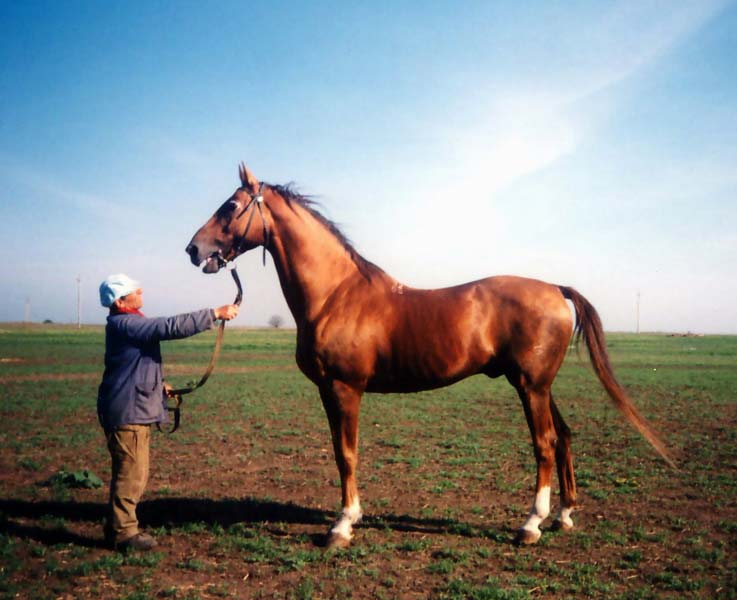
left=186, top=163, right=269, bottom=273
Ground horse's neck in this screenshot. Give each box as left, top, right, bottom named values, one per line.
left=267, top=196, right=360, bottom=324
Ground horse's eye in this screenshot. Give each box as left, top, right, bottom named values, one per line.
left=219, top=200, right=239, bottom=217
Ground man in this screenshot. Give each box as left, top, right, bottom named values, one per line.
left=97, top=273, right=238, bottom=551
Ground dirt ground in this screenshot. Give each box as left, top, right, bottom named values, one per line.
left=2, top=333, right=737, bottom=599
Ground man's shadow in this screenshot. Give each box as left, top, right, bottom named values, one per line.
left=0, top=496, right=512, bottom=548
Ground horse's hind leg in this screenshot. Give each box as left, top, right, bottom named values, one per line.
left=319, top=379, right=363, bottom=549
left=550, top=396, right=576, bottom=531
left=509, top=376, right=557, bottom=545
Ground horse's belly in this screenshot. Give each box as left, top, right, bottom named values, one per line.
left=365, top=375, right=462, bottom=394
left=365, top=351, right=489, bottom=393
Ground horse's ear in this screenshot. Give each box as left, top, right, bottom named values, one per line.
left=238, top=162, right=260, bottom=194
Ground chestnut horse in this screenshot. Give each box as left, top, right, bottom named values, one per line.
left=186, top=163, right=672, bottom=547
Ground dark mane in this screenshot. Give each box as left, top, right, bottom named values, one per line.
left=268, top=183, right=384, bottom=281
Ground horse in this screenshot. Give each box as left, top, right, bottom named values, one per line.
left=186, top=163, right=673, bottom=548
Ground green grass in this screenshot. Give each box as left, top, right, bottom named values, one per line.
left=1, top=325, right=736, bottom=598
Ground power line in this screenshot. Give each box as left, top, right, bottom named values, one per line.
left=636, top=291, right=641, bottom=334
left=76, top=275, right=82, bottom=328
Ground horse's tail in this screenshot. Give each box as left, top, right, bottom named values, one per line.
left=559, top=285, right=676, bottom=468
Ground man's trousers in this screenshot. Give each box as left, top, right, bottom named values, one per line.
left=105, top=424, right=151, bottom=543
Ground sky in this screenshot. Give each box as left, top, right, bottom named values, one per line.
left=1, top=1, right=736, bottom=333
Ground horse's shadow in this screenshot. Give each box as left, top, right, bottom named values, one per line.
left=0, top=496, right=513, bottom=548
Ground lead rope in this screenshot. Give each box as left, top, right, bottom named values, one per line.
left=158, top=267, right=243, bottom=434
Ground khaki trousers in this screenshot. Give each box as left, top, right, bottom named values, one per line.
left=105, top=424, right=151, bottom=543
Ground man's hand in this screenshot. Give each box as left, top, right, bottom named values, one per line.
left=163, top=382, right=174, bottom=398
left=214, top=304, right=240, bottom=321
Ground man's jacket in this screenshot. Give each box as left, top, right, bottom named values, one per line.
left=97, top=309, right=215, bottom=430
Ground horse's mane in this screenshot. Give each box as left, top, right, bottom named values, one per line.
left=268, top=183, right=384, bottom=281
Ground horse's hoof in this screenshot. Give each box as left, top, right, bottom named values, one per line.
left=550, top=518, right=574, bottom=532
left=513, top=528, right=541, bottom=545
left=326, top=531, right=352, bottom=550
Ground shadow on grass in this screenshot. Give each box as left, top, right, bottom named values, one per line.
left=1, top=520, right=105, bottom=548
left=362, top=512, right=513, bottom=544
left=0, top=496, right=512, bottom=547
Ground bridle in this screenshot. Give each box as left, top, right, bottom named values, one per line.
left=229, top=183, right=270, bottom=267
left=161, top=186, right=270, bottom=433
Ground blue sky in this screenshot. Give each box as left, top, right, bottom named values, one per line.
left=1, top=1, right=736, bottom=333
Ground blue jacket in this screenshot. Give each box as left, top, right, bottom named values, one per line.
left=97, top=309, right=215, bottom=430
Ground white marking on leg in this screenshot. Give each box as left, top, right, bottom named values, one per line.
left=522, top=485, right=550, bottom=533
left=330, top=497, right=363, bottom=539
left=330, top=515, right=353, bottom=539
left=557, top=506, right=574, bottom=529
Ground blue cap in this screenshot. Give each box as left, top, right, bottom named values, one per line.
left=99, top=274, right=140, bottom=307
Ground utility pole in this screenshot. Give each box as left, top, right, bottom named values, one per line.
left=76, top=275, right=82, bottom=329
left=24, top=297, right=30, bottom=322
left=636, top=291, right=641, bottom=334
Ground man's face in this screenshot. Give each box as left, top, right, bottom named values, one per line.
left=115, top=288, right=143, bottom=310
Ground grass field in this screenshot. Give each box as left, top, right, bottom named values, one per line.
left=1, top=323, right=736, bottom=599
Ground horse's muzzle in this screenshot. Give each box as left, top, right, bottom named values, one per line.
left=187, top=243, right=224, bottom=273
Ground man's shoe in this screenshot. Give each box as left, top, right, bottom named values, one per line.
left=115, top=532, right=157, bottom=552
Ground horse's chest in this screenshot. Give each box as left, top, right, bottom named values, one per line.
left=294, top=337, right=324, bottom=382
left=295, top=330, right=373, bottom=385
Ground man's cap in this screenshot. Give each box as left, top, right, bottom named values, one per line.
left=99, top=274, right=140, bottom=307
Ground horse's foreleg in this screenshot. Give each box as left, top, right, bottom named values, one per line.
left=514, top=383, right=556, bottom=545
left=319, top=380, right=363, bottom=548
left=550, top=396, right=576, bottom=531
